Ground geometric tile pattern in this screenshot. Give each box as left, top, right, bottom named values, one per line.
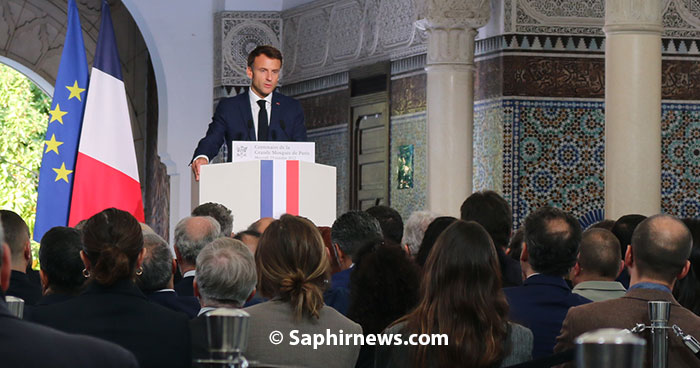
left=474, top=100, right=504, bottom=193
left=661, top=103, right=700, bottom=218
left=496, top=99, right=606, bottom=228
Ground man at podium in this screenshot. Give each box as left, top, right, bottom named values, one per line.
left=191, top=45, right=307, bottom=181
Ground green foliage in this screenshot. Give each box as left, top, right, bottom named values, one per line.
left=0, top=64, right=51, bottom=267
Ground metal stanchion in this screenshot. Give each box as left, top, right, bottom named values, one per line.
left=5, top=296, right=24, bottom=319
left=575, top=329, right=646, bottom=368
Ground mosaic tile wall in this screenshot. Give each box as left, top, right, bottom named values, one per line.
left=474, top=100, right=504, bottom=193
left=661, top=103, right=700, bottom=218
left=390, top=112, right=428, bottom=221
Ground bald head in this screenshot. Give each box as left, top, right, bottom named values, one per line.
left=174, top=216, right=222, bottom=266
left=577, top=228, right=621, bottom=279
left=631, top=214, right=692, bottom=284
left=249, top=217, right=274, bottom=235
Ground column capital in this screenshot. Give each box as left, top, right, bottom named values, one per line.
left=604, top=0, right=664, bottom=35
left=415, top=0, right=490, bottom=31
left=415, top=0, right=489, bottom=66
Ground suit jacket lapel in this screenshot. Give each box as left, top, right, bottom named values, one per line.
left=269, top=92, right=280, bottom=136
left=241, top=89, right=255, bottom=140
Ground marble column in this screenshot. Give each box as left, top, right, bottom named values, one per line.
left=603, top=0, right=664, bottom=218
left=416, top=0, right=490, bottom=217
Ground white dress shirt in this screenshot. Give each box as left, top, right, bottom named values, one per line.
left=249, top=88, right=272, bottom=140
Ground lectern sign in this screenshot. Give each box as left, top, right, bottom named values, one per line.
left=231, top=141, right=315, bottom=163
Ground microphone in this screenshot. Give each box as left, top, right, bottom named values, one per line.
left=247, top=120, right=253, bottom=130
left=271, top=130, right=277, bottom=141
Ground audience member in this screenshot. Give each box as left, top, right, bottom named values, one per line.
left=245, top=215, right=362, bottom=368
left=503, top=206, right=590, bottom=358
left=192, top=202, right=234, bottom=237
left=587, top=219, right=615, bottom=231
left=611, top=214, right=647, bottom=288
left=37, top=226, right=86, bottom=305
left=233, top=229, right=261, bottom=254
left=569, top=228, right=626, bottom=302
left=401, top=211, right=437, bottom=258
left=460, top=191, right=522, bottom=286
left=673, top=218, right=700, bottom=315
left=0, top=210, right=41, bottom=305
left=376, top=220, right=532, bottom=367
left=191, top=237, right=257, bottom=360
left=330, top=211, right=383, bottom=290
left=0, top=218, right=139, bottom=367
left=137, top=231, right=200, bottom=318
left=30, top=208, right=191, bottom=368
left=248, top=217, right=274, bottom=235
left=348, top=241, right=421, bottom=368
left=366, top=205, right=404, bottom=248
left=415, top=216, right=456, bottom=267
left=319, top=226, right=341, bottom=274
left=507, top=227, right=524, bottom=263
left=173, top=216, right=221, bottom=296
left=555, top=214, right=700, bottom=367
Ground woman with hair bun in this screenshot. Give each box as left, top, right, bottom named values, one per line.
left=245, top=214, right=362, bottom=368
left=376, top=220, right=533, bottom=368
left=31, top=208, right=191, bottom=368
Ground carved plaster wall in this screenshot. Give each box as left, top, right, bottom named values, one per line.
left=214, top=11, right=281, bottom=87
left=503, top=0, right=700, bottom=37
left=281, top=0, right=427, bottom=84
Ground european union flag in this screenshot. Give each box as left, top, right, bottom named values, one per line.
left=33, top=0, right=88, bottom=241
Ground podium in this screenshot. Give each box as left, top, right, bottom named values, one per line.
left=198, top=159, right=336, bottom=230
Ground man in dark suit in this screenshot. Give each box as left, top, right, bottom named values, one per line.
left=503, top=207, right=591, bottom=359
left=191, top=45, right=307, bottom=180
left=0, top=210, right=41, bottom=305
left=0, top=217, right=139, bottom=367
left=173, top=216, right=222, bottom=296
left=191, top=237, right=257, bottom=360
left=460, top=191, right=523, bottom=287
left=556, top=214, right=700, bottom=367
left=137, top=231, right=200, bottom=318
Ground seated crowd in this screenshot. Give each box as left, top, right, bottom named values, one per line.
left=0, top=192, right=699, bottom=368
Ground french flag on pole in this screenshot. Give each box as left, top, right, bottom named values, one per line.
left=68, top=0, right=144, bottom=225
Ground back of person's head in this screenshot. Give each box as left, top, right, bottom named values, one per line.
left=233, top=229, right=261, bottom=254
left=196, top=237, right=256, bottom=308
left=588, top=219, right=615, bottom=231
left=248, top=217, right=274, bottom=235
left=507, top=227, right=524, bottom=262
left=577, top=228, right=621, bottom=279
left=612, top=214, right=647, bottom=258
left=675, top=218, right=700, bottom=314
left=82, top=208, right=144, bottom=286
left=174, top=216, right=221, bottom=265
left=192, top=202, right=233, bottom=237
left=331, top=211, right=383, bottom=260
left=524, top=206, right=582, bottom=277
left=366, top=205, right=404, bottom=247
left=348, top=242, right=420, bottom=335
left=318, top=226, right=341, bottom=274
left=0, top=210, right=29, bottom=262
left=257, top=215, right=329, bottom=320
left=415, top=216, right=457, bottom=267
left=631, top=214, right=692, bottom=284
left=402, top=211, right=438, bottom=257
left=39, top=227, right=86, bottom=295
left=460, top=191, right=512, bottom=248
left=136, top=232, right=172, bottom=293
left=405, top=220, right=508, bottom=367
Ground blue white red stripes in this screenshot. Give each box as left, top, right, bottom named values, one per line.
left=259, top=160, right=300, bottom=218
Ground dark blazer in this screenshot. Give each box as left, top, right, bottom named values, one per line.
left=192, top=90, right=307, bottom=162
left=147, top=289, right=200, bottom=318
left=7, top=270, right=42, bottom=305
left=30, top=279, right=191, bottom=368
left=190, top=313, right=209, bottom=361
left=504, top=274, right=591, bottom=358
left=0, top=296, right=138, bottom=368
left=555, top=288, right=700, bottom=368
left=174, top=275, right=195, bottom=297
left=497, top=247, right=522, bottom=287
